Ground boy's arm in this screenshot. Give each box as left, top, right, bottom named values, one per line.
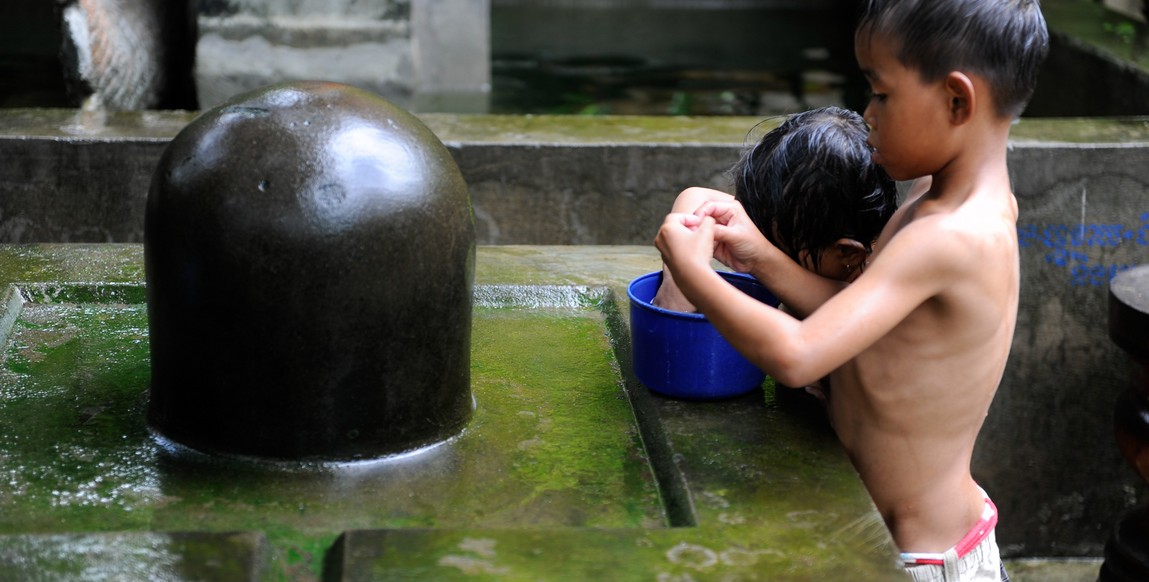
left=696, top=176, right=933, bottom=317
left=697, top=201, right=850, bottom=318
left=657, top=210, right=958, bottom=388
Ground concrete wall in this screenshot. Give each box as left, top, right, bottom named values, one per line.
left=989, top=139, right=1149, bottom=556
left=196, top=0, right=489, bottom=112
left=1, top=110, right=1148, bottom=558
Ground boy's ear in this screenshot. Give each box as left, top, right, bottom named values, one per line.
left=833, top=238, right=870, bottom=265
left=944, top=71, right=976, bottom=125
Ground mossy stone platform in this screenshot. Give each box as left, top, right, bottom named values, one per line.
left=0, top=244, right=903, bottom=580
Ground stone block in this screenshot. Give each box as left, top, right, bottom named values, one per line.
left=0, top=531, right=270, bottom=581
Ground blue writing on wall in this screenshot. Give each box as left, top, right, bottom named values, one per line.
left=1018, top=211, right=1149, bottom=286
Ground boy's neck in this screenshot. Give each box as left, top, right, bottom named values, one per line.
left=927, top=118, right=1014, bottom=202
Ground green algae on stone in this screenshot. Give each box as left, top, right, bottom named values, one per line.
left=421, top=113, right=771, bottom=146
left=0, top=245, right=145, bottom=288
left=473, top=246, right=663, bottom=290
left=333, top=525, right=904, bottom=581
left=1012, top=116, right=1149, bottom=144
left=1042, top=0, right=1149, bottom=70
left=654, top=391, right=865, bottom=523
left=0, top=286, right=663, bottom=539
left=261, top=526, right=338, bottom=581
left=0, top=302, right=154, bottom=533
left=15, top=283, right=148, bottom=306
left=0, top=244, right=902, bottom=579
left=465, top=305, right=664, bottom=528
left=0, top=531, right=270, bottom=581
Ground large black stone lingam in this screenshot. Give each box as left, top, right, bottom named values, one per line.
left=145, top=81, right=475, bottom=461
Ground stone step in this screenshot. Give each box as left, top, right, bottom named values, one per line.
left=0, top=532, right=270, bottom=581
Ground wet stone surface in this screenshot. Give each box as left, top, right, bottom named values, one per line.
left=0, top=244, right=903, bottom=580
left=145, top=82, right=477, bottom=461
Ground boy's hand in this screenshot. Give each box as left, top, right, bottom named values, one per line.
left=655, top=212, right=716, bottom=276
left=694, top=201, right=771, bottom=273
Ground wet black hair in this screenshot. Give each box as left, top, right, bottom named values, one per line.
left=732, top=106, right=898, bottom=272
left=856, top=0, right=1050, bottom=119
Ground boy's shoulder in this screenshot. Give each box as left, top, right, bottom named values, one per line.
left=876, top=181, right=1016, bottom=278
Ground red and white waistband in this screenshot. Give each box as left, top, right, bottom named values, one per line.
left=900, top=495, right=998, bottom=567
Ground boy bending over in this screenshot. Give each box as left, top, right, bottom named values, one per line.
left=655, top=1, right=1048, bottom=580
left=653, top=106, right=898, bottom=313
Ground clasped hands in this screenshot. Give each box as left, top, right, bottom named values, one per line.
left=655, top=200, right=768, bottom=277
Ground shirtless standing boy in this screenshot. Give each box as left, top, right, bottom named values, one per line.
left=655, top=1, right=1048, bottom=580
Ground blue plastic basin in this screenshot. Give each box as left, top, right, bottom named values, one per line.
left=627, top=271, right=780, bottom=400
